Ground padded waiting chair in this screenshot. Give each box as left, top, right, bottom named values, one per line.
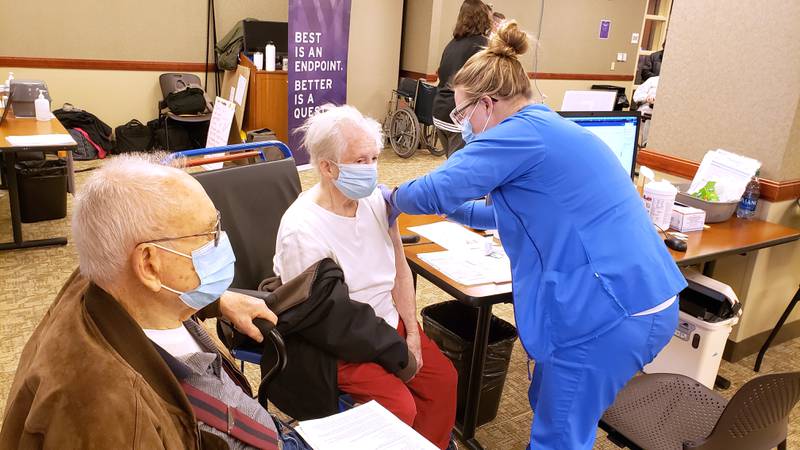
left=167, top=142, right=298, bottom=403
left=158, top=73, right=213, bottom=151
left=601, top=372, right=800, bottom=450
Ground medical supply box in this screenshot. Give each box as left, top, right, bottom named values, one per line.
left=9, top=80, right=50, bottom=118
left=670, top=204, right=706, bottom=232
left=643, top=269, right=741, bottom=389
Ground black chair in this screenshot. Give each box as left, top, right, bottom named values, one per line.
left=601, top=372, right=800, bottom=450
left=158, top=73, right=213, bottom=151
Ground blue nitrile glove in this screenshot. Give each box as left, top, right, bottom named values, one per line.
left=379, top=184, right=401, bottom=227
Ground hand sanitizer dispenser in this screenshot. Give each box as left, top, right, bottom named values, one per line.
left=35, top=90, right=50, bottom=121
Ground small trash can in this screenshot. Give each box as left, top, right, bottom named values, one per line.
left=16, top=159, right=67, bottom=223
left=422, top=301, right=518, bottom=427
left=644, top=269, right=741, bottom=389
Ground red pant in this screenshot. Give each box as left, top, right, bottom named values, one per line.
left=337, top=320, right=457, bottom=449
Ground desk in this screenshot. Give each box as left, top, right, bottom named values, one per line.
left=401, top=214, right=800, bottom=450
left=239, top=54, right=289, bottom=143
left=0, top=112, right=76, bottom=250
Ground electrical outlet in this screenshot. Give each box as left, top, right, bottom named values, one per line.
left=616, top=52, right=625, bottom=62
left=631, top=33, right=639, bottom=44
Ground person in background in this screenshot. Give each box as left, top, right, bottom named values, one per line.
left=432, top=0, right=493, bottom=157
left=0, top=155, right=311, bottom=450
left=639, top=40, right=665, bottom=82
left=492, top=11, right=506, bottom=33
left=383, top=21, right=685, bottom=449
left=273, top=105, right=457, bottom=449
left=633, top=75, right=659, bottom=145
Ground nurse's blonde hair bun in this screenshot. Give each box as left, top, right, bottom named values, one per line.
left=487, top=21, right=530, bottom=58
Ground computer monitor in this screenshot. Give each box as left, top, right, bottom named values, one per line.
left=560, top=90, right=616, bottom=112
left=243, top=20, right=289, bottom=54
left=559, top=111, right=640, bottom=180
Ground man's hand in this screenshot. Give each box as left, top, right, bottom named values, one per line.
left=379, top=184, right=401, bottom=227
left=405, top=329, right=423, bottom=378
left=219, top=291, right=278, bottom=343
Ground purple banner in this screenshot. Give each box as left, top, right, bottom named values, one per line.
left=288, top=0, right=352, bottom=165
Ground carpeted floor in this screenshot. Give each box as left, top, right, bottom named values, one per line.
left=1, top=150, right=798, bottom=449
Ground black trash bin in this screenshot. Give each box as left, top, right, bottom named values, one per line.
left=16, top=159, right=67, bottom=223
left=422, top=301, right=518, bottom=427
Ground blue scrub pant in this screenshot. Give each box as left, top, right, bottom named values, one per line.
left=527, top=301, right=678, bottom=449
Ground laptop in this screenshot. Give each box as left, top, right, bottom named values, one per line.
left=558, top=111, right=641, bottom=180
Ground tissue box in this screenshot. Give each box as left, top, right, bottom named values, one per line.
left=670, top=204, right=706, bottom=232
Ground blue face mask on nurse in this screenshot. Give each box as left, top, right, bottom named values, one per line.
left=451, top=96, right=496, bottom=144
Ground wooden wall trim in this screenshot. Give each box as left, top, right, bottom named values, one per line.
left=398, top=70, right=438, bottom=82
left=528, top=72, right=634, bottom=81
left=0, top=56, right=215, bottom=72
left=399, top=70, right=634, bottom=83
left=637, top=148, right=800, bottom=202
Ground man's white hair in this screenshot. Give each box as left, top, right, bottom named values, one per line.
left=72, top=154, right=190, bottom=285
left=298, top=104, right=383, bottom=167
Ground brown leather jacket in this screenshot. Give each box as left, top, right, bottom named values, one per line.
left=0, top=269, right=258, bottom=450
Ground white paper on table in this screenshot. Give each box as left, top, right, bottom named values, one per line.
left=408, top=221, right=485, bottom=251
left=202, top=97, right=236, bottom=171
left=688, top=149, right=761, bottom=202
left=295, top=400, right=438, bottom=450
left=6, top=134, right=76, bottom=147
left=418, top=249, right=512, bottom=286
left=234, top=75, right=247, bottom=106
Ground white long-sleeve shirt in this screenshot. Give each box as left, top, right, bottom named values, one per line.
left=634, top=75, right=659, bottom=115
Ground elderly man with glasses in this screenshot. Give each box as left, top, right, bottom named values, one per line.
left=1, top=155, right=311, bottom=449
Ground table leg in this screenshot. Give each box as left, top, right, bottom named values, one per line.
left=454, top=304, right=492, bottom=450
left=65, top=148, right=75, bottom=194
left=0, top=150, right=68, bottom=251
left=702, top=260, right=716, bottom=277
left=754, top=286, right=800, bottom=372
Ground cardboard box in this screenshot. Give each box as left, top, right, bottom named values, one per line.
left=670, top=204, right=706, bottom=232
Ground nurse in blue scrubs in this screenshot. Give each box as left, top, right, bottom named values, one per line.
left=383, top=21, right=686, bottom=449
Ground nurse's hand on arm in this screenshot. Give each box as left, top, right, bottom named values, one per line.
left=388, top=220, right=423, bottom=377
left=379, top=184, right=401, bottom=226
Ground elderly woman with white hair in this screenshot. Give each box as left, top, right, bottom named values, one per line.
left=273, top=105, right=458, bottom=449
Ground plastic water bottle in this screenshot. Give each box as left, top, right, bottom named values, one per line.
left=736, top=173, right=760, bottom=219
left=265, top=42, right=276, bottom=72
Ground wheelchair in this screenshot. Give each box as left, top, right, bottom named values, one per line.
left=383, top=78, right=447, bottom=158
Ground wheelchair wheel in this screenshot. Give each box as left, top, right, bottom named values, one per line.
left=423, top=125, right=447, bottom=157
left=389, top=107, right=420, bottom=158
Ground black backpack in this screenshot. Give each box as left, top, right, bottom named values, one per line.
left=52, top=104, right=114, bottom=153
left=165, top=86, right=208, bottom=115
left=114, top=119, right=153, bottom=153
left=67, top=129, right=99, bottom=160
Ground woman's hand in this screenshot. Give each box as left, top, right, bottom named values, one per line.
left=219, top=290, right=278, bottom=343
left=405, top=329, right=424, bottom=378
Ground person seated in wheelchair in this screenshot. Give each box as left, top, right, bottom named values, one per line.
left=273, top=105, right=458, bottom=449
left=0, top=155, right=310, bottom=450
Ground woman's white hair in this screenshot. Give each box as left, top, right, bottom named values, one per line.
left=72, top=153, right=189, bottom=285
left=297, top=104, right=383, bottom=167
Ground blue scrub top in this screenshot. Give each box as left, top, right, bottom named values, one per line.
left=395, top=104, right=686, bottom=360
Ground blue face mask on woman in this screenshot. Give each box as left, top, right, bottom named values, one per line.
left=461, top=101, right=492, bottom=144
left=153, top=232, right=236, bottom=310
left=332, top=162, right=378, bottom=200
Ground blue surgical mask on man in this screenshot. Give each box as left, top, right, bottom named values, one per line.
left=332, top=162, right=378, bottom=200
left=153, top=232, right=236, bottom=310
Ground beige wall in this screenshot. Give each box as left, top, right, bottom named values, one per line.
left=408, top=0, right=645, bottom=76
left=0, top=0, right=287, bottom=62
left=1, top=0, right=402, bottom=130
left=347, top=0, right=404, bottom=121
left=648, top=0, right=800, bottom=181
left=401, top=0, right=435, bottom=74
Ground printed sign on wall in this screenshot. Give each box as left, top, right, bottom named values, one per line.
left=288, top=0, right=352, bottom=165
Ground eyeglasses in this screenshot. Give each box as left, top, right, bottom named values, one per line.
left=145, top=210, right=222, bottom=248
left=449, top=97, right=498, bottom=129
